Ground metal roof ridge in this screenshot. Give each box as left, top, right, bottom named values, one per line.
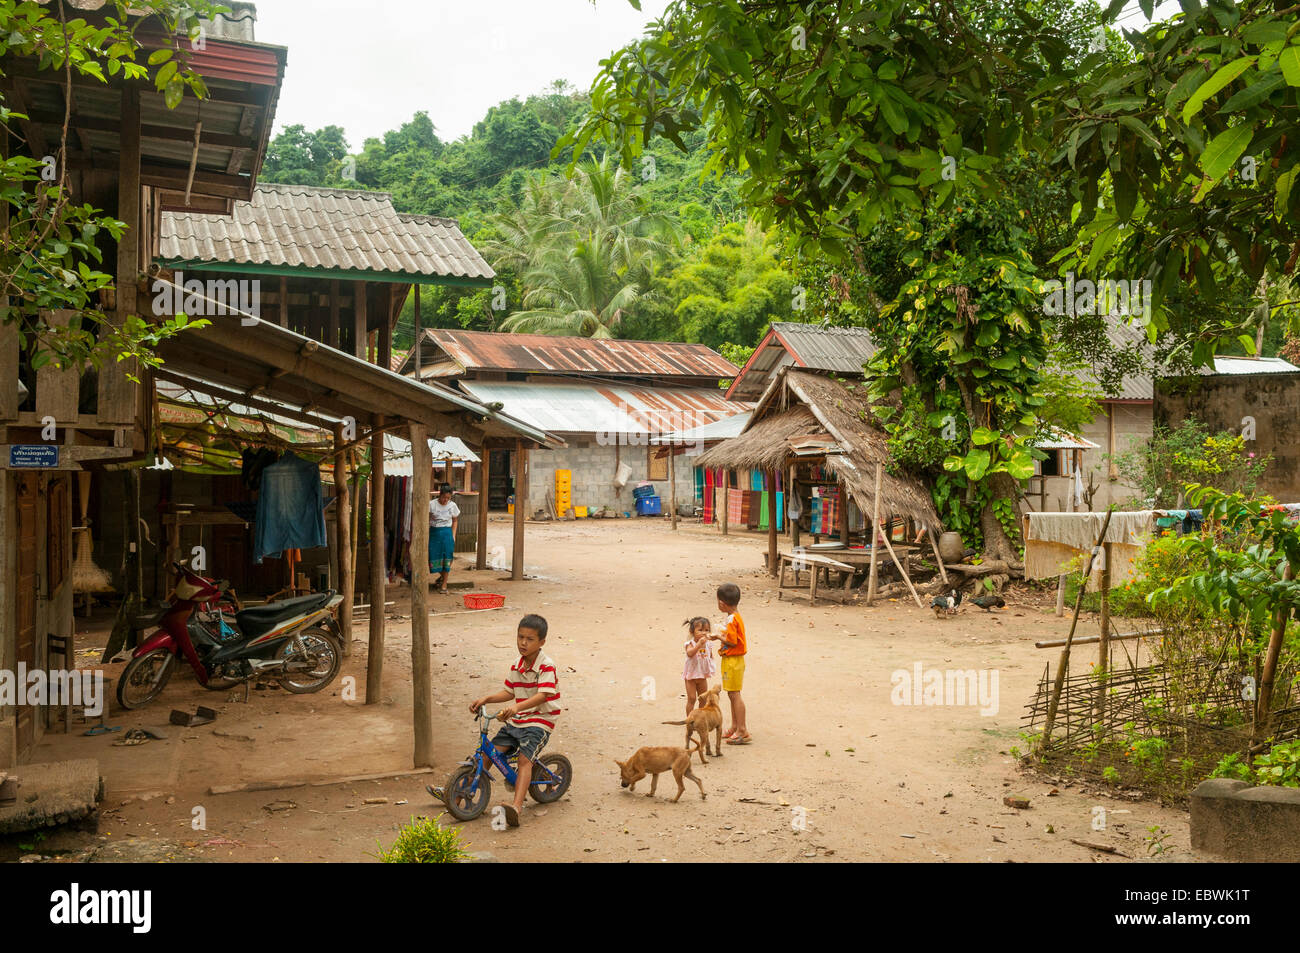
left=256, top=182, right=397, bottom=202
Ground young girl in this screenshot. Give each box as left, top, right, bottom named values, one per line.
left=681, top=617, right=718, bottom=717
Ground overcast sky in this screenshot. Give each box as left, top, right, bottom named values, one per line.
left=253, top=0, right=672, bottom=149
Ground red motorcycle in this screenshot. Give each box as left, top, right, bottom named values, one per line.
left=117, top=562, right=344, bottom=710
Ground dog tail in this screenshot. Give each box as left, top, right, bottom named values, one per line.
left=661, top=720, right=688, bottom=725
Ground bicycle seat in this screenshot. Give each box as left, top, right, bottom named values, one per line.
left=236, top=591, right=334, bottom=639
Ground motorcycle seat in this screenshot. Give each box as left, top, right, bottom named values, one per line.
left=236, top=591, right=334, bottom=639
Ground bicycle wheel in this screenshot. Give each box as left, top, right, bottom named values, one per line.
left=116, top=649, right=177, bottom=710
left=443, top=764, right=492, bottom=821
left=528, top=753, right=572, bottom=804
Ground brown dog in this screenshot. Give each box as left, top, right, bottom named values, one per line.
left=615, top=744, right=706, bottom=802
left=661, top=685, right=724, bottom=763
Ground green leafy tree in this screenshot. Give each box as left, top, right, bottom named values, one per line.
left=1053, top=0, right=1300, bottom=363
left=485, top=155, right=681, bottom=337
left=1, top=0, right=221, bottom=373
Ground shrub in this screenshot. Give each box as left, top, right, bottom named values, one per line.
left=1252, top=739, right=1300, bottom=788
left=374, top=814, right=469, bottom=863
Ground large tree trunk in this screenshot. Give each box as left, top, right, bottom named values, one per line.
left=979, top=471, right=1024, bottom=569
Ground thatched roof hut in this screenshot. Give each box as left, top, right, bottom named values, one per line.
left=696, top=368, right=940, bottom=527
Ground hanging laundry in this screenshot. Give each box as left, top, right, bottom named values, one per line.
left=1024, top=510, right=1155, bottom=590
left=253, top=452, right=327, bottom=563
left=241, top=447, right=280, bottom=491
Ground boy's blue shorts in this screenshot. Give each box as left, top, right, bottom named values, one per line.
left=491, top=723, right=549, bottom=763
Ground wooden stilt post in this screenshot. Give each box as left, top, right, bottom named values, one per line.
left=413, top=285, right=422, bottom=378
left=512, top=440, right=527, bottom=581
left=866, top=463, right=883, bottom=604
left=365, top=416, right=386, bottom=703
left=476, top=445, right=490, bottom=571
left=334, top=422, right=353, bottom=655
left=789, top=465, right=800, bottom=550
left=409, top=422, right=433, bottom=766
left=669, top=449, right=678, bottom=531
left=767, top=468, right=778, bottom=576
left=721, top=475, right=729, bottom=536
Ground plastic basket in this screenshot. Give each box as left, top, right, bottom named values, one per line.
left=463, top=593, right=505, bottom=610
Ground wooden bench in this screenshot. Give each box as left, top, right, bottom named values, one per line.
left=777, top=551, right=857, bottom=606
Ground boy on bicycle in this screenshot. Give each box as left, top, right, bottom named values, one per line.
left=466, top=613, right=560, bottom=827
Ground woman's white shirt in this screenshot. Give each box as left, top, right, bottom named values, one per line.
left=429, top=498, right=460, bottom=527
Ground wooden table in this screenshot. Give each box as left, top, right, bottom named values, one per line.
left=777, top=551, right=857, bottom=606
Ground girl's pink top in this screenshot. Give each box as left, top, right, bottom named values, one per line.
left=683, top=637, right=717, bottom=680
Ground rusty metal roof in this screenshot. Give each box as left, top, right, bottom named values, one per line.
left=408, top=329, right=739, bottom=381
left=159, top=184, right=494, bottom=282
left=727, top=322, right=876, bottom=399
left=9, top=7, right=284, bottom=207
left=459, top=380, right=752, bottom=436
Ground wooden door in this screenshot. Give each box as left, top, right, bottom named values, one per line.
left=15, top=473, right=38, bottom=757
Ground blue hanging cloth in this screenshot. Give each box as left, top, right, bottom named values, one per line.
left=253, top=452, right=327, bottom=564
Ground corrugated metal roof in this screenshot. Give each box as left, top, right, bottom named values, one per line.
left=159, top=184, right=494, bottom=281
left=772, top=322, right=877, bottom=372
left=1202, top=356, right=1300, bottom=376
left=1033, top=427, right=1100, bottom=450
left=459, top=380, right=751, bottom=436
left=384, top=433, right=481, bottom=475
left=650, top=411, right=753, bottom=444
left=727, top=322, right=876, bottom=399
left=418, top=329, right=738, bottom=380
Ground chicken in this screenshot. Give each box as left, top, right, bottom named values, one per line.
left=971, top=593, right=1006, bottom=611
left=930, top=589, right=962, bottom=617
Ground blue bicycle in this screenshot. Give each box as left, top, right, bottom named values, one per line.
left=431, top=709, right=572, bottom=821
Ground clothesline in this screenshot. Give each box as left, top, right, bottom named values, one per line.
left=1024, top=503, right=1300, bottom=589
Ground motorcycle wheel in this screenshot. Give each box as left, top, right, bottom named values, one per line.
left=116, top=649, right=177, bottom=710
left=276, top=627, right=341, bottom=694
left=443, top=764, right=491, bottom=821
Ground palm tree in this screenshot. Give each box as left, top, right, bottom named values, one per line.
left=485, top=155, right=681, bottom=337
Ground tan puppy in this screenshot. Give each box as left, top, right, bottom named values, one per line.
left=661, top=685, right=724, bottom=763
left=615, top=744, right=706, bottom=802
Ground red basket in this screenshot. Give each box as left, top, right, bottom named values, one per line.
left=463, top=592, right=505, bottom=610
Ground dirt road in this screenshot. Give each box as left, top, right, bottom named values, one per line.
left=14, top=518, right=1190, bottom=863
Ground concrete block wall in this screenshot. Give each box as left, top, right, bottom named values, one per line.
left=1191, top=778, right=1300, bottom=862
left=1079, top=402, right=1153, bottom=508
left=528, top=439, right=675, bottom=514
left=1157, top=373, right=1300, bottom=501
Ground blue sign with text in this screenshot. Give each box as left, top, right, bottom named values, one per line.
left=9, top=444, right=59, bottom=468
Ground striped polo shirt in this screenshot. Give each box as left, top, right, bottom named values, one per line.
left=504, top=650, right=561, bottom=733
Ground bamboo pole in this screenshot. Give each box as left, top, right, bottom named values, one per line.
left=1255, top=562, right=1295, bottom=746
left=878, top=526, right=924, bottom=608
left=866, top=463, right=883, bottom=603
left=1040, top=506, right=1115, bottom=751
left=926, top=526, right=950, bottom=585
left=409, top=423, right=433, bottom=767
